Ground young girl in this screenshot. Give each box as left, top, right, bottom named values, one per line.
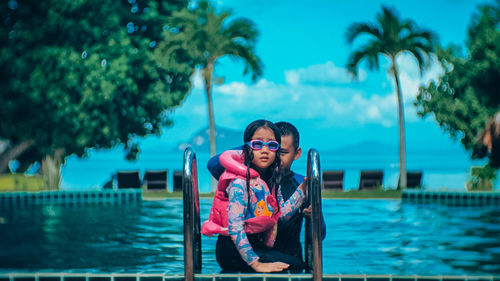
left=202, top=120, right=305, bottom=272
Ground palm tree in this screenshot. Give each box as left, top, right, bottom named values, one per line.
left=169, top=1, right=263, bottom=190
left=345, top=6, right=436, bottom=189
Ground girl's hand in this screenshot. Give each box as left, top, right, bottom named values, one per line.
left=251, top=260, right=289, bottom=272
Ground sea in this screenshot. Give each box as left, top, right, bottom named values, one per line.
left=59, top=145, right=499, bottom=192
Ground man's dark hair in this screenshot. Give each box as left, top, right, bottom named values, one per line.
left=275, top=121, right=300, bottom=150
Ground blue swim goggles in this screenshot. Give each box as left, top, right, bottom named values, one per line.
left=245, top=140, right=280, bottom=151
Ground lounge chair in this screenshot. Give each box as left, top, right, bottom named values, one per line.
left=173, top=170, right=183, bottom=192
left=322, top=170, right=344, bottom=191
left=117, top=171, right=142, bottom=189
left=399, top=171, right=423, bottom=189
left=102, top=177, right=114, bottom=189
left=144, top=170, right=168, bottom=191
left=359, top=170, right=383, bottom=190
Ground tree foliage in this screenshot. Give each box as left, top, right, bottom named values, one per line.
left=415, top=0, right=500, bottom=162
left=166, top=0, right=263, bottom=192
left=0, top=0, right=194, bottom=175
left=345, top=6, right=437, bottom=188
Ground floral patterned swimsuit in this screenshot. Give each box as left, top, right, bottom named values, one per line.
left=227, top=178, right=305, bottom=265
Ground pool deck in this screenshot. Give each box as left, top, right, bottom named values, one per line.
left=0, top=273, right=499, bottom=281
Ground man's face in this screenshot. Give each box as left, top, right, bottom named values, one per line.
left=280, top=135, right=301, bottom=172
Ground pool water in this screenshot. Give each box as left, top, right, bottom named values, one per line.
left=0, top=199, right=499, bottom=275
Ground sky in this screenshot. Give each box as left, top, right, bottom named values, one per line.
left=59, top=0, right=494, bottom=189
left=146, top=0, right=487, bottom=153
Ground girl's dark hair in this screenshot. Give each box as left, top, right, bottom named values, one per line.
left=242, top=120, right=281, bottom=209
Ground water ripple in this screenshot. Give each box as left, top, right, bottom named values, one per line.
left=0, top=200, right=499, bottom=275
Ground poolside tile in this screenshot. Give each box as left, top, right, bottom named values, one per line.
left=13, top=278, right=36, bottom=281
left=340, top=277, right=364, bottom=281
left=195, top=276, right=214, bottom=281
left=440, top=278, right=466, bottom=281
left=39, top=277, right=61, bottom=281
left=367, top=277, right=390, bottom=281
left=64, top=276, right=87, bottom=281
left=417, top=277, right=441, bottom=281
left=163, top=276, right=184, bottom=281
left=239, top=275, right=265, bottom=281
left=215, top=274, right=240, bottom=281
left=89, top=277, right=111, bottom=281
left=290, top=274, right=313, bottom=281
left=322, top=276, right=339, bottom=281
left=139, top=277, right=163, bottom=281
left=467, top=278, right=494, bottom=281
left=115, top=277, right=137, bottom=281
left=391, top=277, right=415, bottom=281
left=265, top=275, right=290, bottom=281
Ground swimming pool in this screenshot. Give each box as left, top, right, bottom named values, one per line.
left=0, top=199, right=499, bottom=275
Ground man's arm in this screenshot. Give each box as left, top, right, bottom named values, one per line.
left=295, top=173, right=326, bottom=240
left=206, top=146, right=243, bottom=180
left=303, top=205, right=327, bottom=240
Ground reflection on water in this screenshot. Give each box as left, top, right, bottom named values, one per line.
left=323, top=200, right=500, bottom=275
left=0, top=199, right=499, bottom=275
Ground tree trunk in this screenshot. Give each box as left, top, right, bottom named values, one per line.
left=391, top=59, right=407, bottom=189
left=41, top=148, right=65, bottom=190
left=0, top=139, right=35, bottom=174
left=203, top=61, right=217, bottom=192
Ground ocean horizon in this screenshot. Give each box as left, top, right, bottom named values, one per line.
left=60, top=144, right=498, bottom=192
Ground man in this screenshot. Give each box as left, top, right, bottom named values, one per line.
left=272, top=122, right=326, bottom=264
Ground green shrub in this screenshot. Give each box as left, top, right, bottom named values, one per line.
left=466, top=164, right=498, bottom=191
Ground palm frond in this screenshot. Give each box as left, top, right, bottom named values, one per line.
left=224, top=18, right=259, bottom=45
left=346, top=5, right=438, bottom=78
left=223, top=42, right=263, bottom=81
left=165, top=0, right=263, bottom=82
left=345, top=22, right=382, bottom=44
left=346, top=40, right=382, bottom=77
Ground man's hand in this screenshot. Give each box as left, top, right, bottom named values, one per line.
left=303, top=205, right=312, bottom=217
left=250, top=260, right=289, bottom=272
left=298, top=177, right=308, bottom=194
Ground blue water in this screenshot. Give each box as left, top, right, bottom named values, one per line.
left=60, top=149, right=496, bottom=192
left=1, top=199, right=499, bottom=275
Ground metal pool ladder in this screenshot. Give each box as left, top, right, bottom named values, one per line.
left=182, top=146, right=323, bottom=281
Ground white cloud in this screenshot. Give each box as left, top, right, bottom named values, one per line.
left=217, top=81, right=248, bottom=96
left=386, top=53, right=444, bottom=122
left=284, top=61, right=367, bottom=85
left=191, top=69, right=204, bottom=89
left=284, top=71, right=300, bottom=85
left=181, top=58, right=445, bottom=130
left=211, top=78, right=399, bottom=128
left=392, top=53, right=444, bottom=102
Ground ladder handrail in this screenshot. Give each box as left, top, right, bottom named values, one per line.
left=183, top=146, right=322, bottom=278
left=183, top=146, right=201, bottom=281
left=304, top=148, right=323, bottom=280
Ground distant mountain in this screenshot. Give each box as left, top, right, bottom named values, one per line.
left=325, top=139, right=465, bottom=155
left=176, top=127, right=243, bottom=152
left=329, top=140, right=397, bottom=154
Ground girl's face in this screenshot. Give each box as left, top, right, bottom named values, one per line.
left=250, top=127, right=277, bottom=171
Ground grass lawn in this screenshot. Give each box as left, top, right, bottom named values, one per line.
left=321, top=189, right=401, bottom=199
left=0, top=174, right=402, bottom=199
left=0, top=174, right=45, bottom=192
left=142, top=188, right=402, bottom=199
